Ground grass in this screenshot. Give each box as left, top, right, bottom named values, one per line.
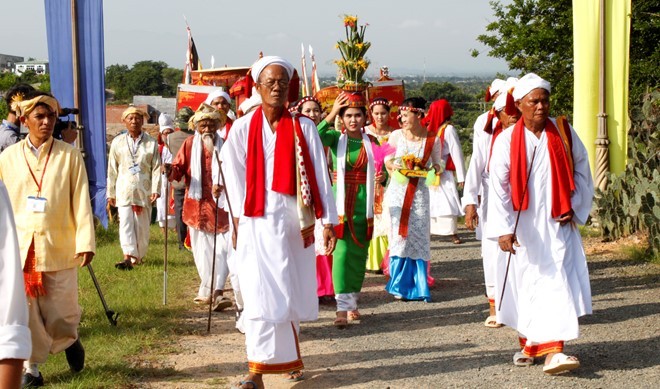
left=39, top=223, right=202, bottom=388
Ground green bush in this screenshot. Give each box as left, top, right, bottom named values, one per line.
left=595, top=90, right=660, bottom=257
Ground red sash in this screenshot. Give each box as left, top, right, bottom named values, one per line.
left=398, top=134, right=436, bottom=238
left=244, top=107, right=324, bottom=219
left=334, top=145, right=369, bottom=246
left=510, top=117, right=574, bottom=217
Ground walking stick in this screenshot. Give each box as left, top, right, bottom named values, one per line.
left=163, top=140, right=170, bottom=305
left=498, top=146, right=537, bottom=311
left=206, top=149, right=226, bottom=333
left=87, top=264, right=119, bottom=326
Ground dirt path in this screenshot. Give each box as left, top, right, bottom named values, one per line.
left=140, top=229, right=660, bottom=388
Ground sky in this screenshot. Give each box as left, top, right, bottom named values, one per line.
left=3, top=0, right=511, bottom=78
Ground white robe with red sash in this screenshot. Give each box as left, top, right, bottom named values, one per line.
left=486, top=118, right=593, bottom=343
left=221, top=110, right=337, bottom=373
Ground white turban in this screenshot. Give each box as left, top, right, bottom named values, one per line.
left=251, top=56, right=294, bottom=82
left=204, top=90, right=232, bottom=106
left=490, top=78, right=506, bottom=96
left=238, top=87, right=262, bottom=114
left=158, top=113, right=174, bottom=133
left=493, top=77, right=519, bottom=112
left=512, top=73, right=551, bottom=101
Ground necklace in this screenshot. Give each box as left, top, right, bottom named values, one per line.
left=403, top=130, right=425, bottom=157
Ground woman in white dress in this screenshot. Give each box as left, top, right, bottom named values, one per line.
left=384, top=97, right=443, bottom=301
left=423, top=100, right=466, bottom=244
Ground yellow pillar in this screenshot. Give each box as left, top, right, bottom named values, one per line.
left=605, top=0, right=631, bottom=174
left=572, top=0, right=600, bottom=175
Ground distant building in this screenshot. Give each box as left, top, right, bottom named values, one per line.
left=0, top=53, right=24, bottom=73
left=133, top=96, right=177, bottom=118
left=14, top=60, right=49, bottom=76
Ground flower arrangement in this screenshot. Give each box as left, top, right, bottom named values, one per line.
left=400, top=153, right=424, bottom=170
left=335, top=15, right=371, bottom=89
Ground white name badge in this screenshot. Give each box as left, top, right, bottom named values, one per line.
left=129, top=164, right=140, bottom=175
left=27, top=196, right=47, bottom=213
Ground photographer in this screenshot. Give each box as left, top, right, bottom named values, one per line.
left=0, top=84, right=35, bottom=154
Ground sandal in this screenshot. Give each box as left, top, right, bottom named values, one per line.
left=212, top=296, right=233, bottom=312
left=543, top=353, right=580, bottom=374
left=193, top=295, right=210, bottom=305
left=282, top=370, right=305, bottom=382
left=348, top=310, right=361, bottom=321
left=451, top=235, right=463, bottom=244
left=334, top=312, right=348, bottom=329
left=513, top=351, right=534, bottom=367
left=114, top=259, right=133, bottom=270
left=231, top=380, right=259, bottom=389
left=484, top=315, right=503, bottom=328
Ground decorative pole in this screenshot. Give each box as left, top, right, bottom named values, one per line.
left=595, top=0, right=610, bottom=191
left=70, top=0, right=85, bottom=158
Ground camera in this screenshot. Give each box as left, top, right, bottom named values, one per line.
left=54, top=108, right=81, bottom=143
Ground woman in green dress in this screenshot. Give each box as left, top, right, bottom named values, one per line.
left=317, top=92, right=384, bottom=328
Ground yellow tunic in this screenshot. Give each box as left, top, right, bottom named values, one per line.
left=0, top=137, right=95, bottom=272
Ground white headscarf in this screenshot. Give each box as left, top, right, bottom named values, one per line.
left=238, top=87, right=262, bottom=114
left=490, top=78, right=506, bottom=96
left=158, top=113, right=174, bottom=133
left=251, top=56, right=294, bottom=82
left=493, top=77, right=519, bottom=112
left=204, top=90, right=231, bottom=106
left=512, top=73, right=551, bottom=101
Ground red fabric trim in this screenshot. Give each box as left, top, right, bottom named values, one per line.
left=398, top=133, right=436, bottom=238
left=23, top=239, right=45, bottom=298
left=248, top=359, right=304, bottom=374
left=245, top=108, right=324, bottom=219
left=510, top=118, right=575, bottom=217
left=486, top=121, right=503, bottom=172
left=523, top=341, right=565, bottom=358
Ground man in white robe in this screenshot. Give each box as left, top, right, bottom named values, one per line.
left=221, top=56, right=337, bottom=389
left=0, top=180, right=31, bottom=388
left=462, top=77, right=518, bottom=327
left=487, top=73, right=593, bottom=374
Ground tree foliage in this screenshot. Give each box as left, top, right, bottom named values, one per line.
left=105, top=61, right=182, bottom=102
left=474, top=0, right=574, bottom=116
left=629, top=1, right=660, bottom=105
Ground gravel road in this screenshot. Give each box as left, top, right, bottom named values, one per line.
left=142, top=229, right=660, bottom=389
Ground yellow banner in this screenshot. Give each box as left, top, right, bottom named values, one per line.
left=572, top=0, right=631, bottom=177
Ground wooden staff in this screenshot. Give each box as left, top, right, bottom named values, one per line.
left=498, top=146, right=537, bottom=311
left=163, top=138, right=170, bottom=305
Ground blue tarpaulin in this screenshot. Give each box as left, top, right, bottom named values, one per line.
left=44, top=0, right=108, bottom=227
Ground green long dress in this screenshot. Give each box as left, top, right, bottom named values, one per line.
left=317, top=121, right=372, bottom=294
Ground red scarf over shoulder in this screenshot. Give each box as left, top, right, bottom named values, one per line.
left=244, top=106, right=324, bottom=219
left=510, top=116, right=575, bottom=217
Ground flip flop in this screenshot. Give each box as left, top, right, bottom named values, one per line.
left=334, top=317, right=348, bottom=329
left=452, top=235, right=463, bottom=244
left=282, top=370, right=305, bottom=382
left=348, top=310, right=361, bottom=321
left=484, top=315, right=503, bottom=328
left=543, top=353, right=580, bottom=374
left=513, top=351, right=534, bottom=367
left=231, top=380, right=259, bottom=389
left=212, top=296, right=233, bottom=312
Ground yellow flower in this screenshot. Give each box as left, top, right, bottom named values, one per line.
left=343, top=15, right=357, bottom=27
left=357, top=59, right=368, bottom=70
left=355, top=42, right=364, bottom=50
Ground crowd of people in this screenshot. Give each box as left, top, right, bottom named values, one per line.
left=0, top=55, right=594, bottom=389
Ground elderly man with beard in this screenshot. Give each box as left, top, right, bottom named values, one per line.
left=221, top=56, right=338, bottom=389
left=165, top=104, right=233, bottom=310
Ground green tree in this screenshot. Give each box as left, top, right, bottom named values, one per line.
left=19, top=69, right=40, bottom=85
left=161, top=67, right=183, bottom=97
left=629, top=1, right=660, bottom=105
left=473, top=0, right=574, bottom=116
